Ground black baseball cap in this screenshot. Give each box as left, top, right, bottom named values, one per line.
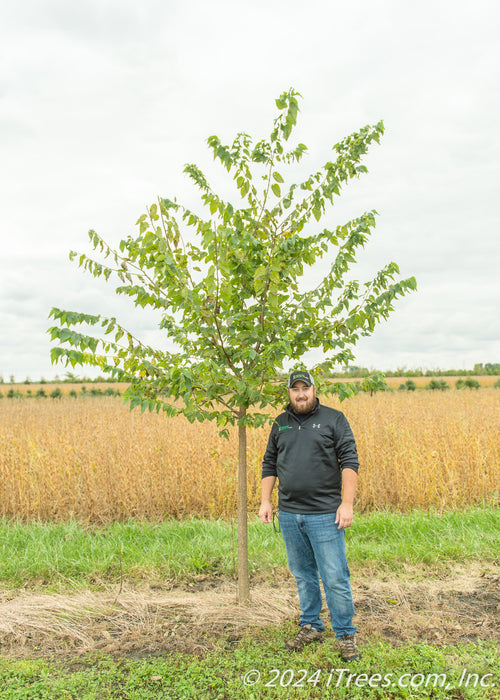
left=288, top=370, right=315, bottom=388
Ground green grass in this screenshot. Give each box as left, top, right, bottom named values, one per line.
left=0, top=508, right=498, bottom=698
left=0, top=636, right=498, bottom=699
left=348, top=506, right=500, bottom=566
left=0, top=507, right=498, bottom=589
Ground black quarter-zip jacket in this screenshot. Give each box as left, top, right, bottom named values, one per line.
left=261, top=399, right=359, bottom=513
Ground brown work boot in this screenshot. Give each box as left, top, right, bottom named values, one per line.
left=338, top=633, right=361, bottom=661
left=285, top=624, right=323, bottom=650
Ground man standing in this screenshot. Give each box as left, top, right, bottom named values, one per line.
left=259, top=370, right=361, bottom=662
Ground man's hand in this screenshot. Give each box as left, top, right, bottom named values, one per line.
left=335, top=502, right=354, bottom=529
left=336, top=468, right=357, bottom=529
left=259, top=476, right=276, bottom=523
left=259, top=501, right=273, bottom=524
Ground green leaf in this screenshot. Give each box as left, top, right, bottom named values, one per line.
left=48, top=89, right=416, bottom=455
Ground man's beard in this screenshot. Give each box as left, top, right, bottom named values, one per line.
left=290, top=394, right=316, bottom=414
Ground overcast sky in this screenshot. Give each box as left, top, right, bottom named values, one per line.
left=1, top=0, right=499, bottom=381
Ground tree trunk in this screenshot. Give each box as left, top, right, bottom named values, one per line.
left=237, top=406, right=250, bottom=603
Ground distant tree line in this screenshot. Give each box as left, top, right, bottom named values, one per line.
left=1, top=363, right=499, bottom=387
left=2, top=376, right=500, bottom=399
left=0, top=385, right=121, bottom=399
left=421, top=378, right=498, bottom=391
left=332, top=363, right=500, bottom=378
left=0, top=372, right=123, bottom=385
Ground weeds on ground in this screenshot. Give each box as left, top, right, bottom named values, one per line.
left=0, top=629, right=498, bottom=699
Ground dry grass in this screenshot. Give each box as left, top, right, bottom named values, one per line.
left=0, top=564, right=498, bottom=659
left=0, top=389, right=498, bottom=521
left=343, top=389, right=500, bottom=511
left=0, top=581, right=300, bottom=657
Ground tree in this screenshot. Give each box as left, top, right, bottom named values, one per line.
left=456, top=378, right=480, bottom=390
left=427, top=379, right=449, bottom=391
left=48, top=89, right=417, bottom=602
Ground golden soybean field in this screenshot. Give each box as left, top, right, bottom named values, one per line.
left=0, top=389, right=499, bottom=522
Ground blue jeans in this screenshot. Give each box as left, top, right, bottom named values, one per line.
left=279, top=511, right=356, bottom=639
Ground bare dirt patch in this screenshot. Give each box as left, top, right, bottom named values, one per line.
left=0, top=563, right=498, bottom=661
left=354, top=562, right=499, bottom=647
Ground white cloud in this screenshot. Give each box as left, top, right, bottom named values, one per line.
left=1, top=0, right=499, bottom=380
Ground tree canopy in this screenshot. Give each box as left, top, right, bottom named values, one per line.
left=49, top=88, right=417, bottom=435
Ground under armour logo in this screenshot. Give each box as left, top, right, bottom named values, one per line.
left=312, top=423, right=321, bottom=429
